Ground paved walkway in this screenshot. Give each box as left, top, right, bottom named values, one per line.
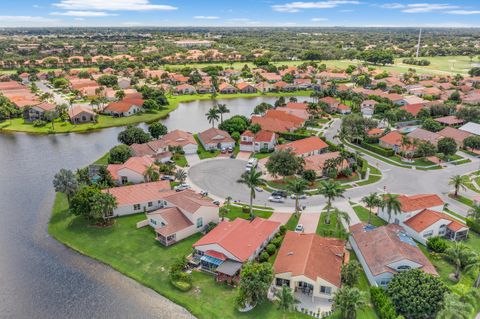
left=268, top=212, right=292, bottom=225
left=298, top=213, right=321, bottom=233
left=185, top=153, right=201, bottom=166
left=236, top=151, right=252, bottom=161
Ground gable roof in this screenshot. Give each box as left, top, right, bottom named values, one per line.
left=149, top=207, right=193, bottom=236
left=193, top=218, right=280, bottom=262
left=198, top=127, right=234, bottom=145
left=404, top=209, right=467, bottom=233
left=107, top=156, right=155, bottom=180
left=397, top=194, right=444, bottom=212
left=273, top=231, right=347, bottom=287
left=251, top=116, right=298, bottom=133
left=105, top=97, right=144, bottom=113
left=407, top=128, right=443, bottom=145
left=276, top=136, right=328, bottom=155
left=379, top=131, right=403, bottom=146
left=438, top=127, right=472, bottom=145
left=434, top=115, right=464, bottom=126
left=350, top=223, right=437, bottom=276
left=459, top=122, right=480, bottom=136
left=102, top=181, right=171, bottom=206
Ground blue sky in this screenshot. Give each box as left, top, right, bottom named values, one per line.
left=1, top=0, right=480, bottom=27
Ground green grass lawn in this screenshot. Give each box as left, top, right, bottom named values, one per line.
left=223, top=205, right=273, bottom=220
left=173, top=154, right=188, bottom=167
left=94, top=152, right=110, bottom=165
left=285, top=213, right=300, bottom=231
left=352, top=205, right=387, bottom=227
left=449, top=194, right=474, bottom=208
left=349, top=252, right=379, bottom=319
left=48, top=193, right=310, bottom=319
left=253, top=152, right=273, bottom=160
left=193, top=134, right=219, bottom=159
left=315, top=211, right=347, bottom=239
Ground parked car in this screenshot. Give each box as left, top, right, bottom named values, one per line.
left=268, top=196, right=284, bottom=203
left=290, top=193, right=308, bottom=199
left=227, top=146, right=233, bottom=153
left=212, top=200, right=220, bottom=206
left=295, top=224, right=304, bottom=233
left=166, top=160, right=175, bottom=165
left=174, top=183, right=190, bottom=192
left=200, top=190, right=209, bottom=196
left=161, top=175, right=175, bottom=181
left=271, top=190, right=287, bottom=198
left=221, top=147, right=227, bottom=154
left=255, top=187, right=263, bottom=192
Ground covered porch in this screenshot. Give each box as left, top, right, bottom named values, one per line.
left=156, top=233, right=176, bottom=246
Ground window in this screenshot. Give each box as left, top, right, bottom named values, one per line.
left=320, top=286, right=332, bottom=295
left=379, top=279, right=389, bottom=287
left=196, top=217, right=203, bottom=228
left=133, top=204, right=140, bottom=210
left=397, top=265, right=411, bottom=271
left=275, top=278, right=290, bottom=287
left=121, top=176, right=128, bottom=184
left=148, top=202, right=153, bottom=207
left=150, top=219, right=157, bottom=226
left=423, top=230, right=434, bottom=238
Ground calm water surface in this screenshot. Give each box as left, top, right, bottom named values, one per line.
left=0, top=96, right=309, bottom=318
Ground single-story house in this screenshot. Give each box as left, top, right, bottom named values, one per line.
left=361, top=100, right=378, bottom=116
left=117, top=77, right=131, bottom=89
left=273, top=232, right=348, bottom=312
left=459, top=122, right=480, bottom=136
left=192, top=218, right=281, bottom=280
left=303, top=152, right=349, bottom=177
left=276, top=136, right=329, bottom=157
left=378, top=131, right=403, bottom=151
left=197, top=127, right=235, bottom=151
left=319, top=97, right=340, bottom=111
left=438, top=127, right=473, bottom=147
left=104, top=97, right=144, bottom=117
left=68, top=105, right=96, bottom=124
left=23, top=102, right=56, bottom=122
left=218, top=83, right=237, bottom=94
left=378, top=194, right=444, bottom=225
left=175, top=84, right=197, bottom=95
left=147, top=189, right=219, bottom=246
left=107, top=156, right=157, bottom=185
left=349, top=223, right=438, bottom=287
left=239, top=130, right=277, bottom=152
left=434, top=116, right=464, bottom=127
left=407, top=128, right=443, bottom=146
left=236, top=82, right=257, bottom=93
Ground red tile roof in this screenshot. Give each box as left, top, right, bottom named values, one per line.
left=379, top=131, right=403, bottom=146
left=107, top=156, right=155, bottom=180
left=105, top=97, right=144, bottom=113
left=251, top=116, right=297, bottom=133
left=400, top=103, right=426, bottom=117
left=434, top=116, right=464, bottom=126
left=397, top=194, right=444, bottom=212
left=404, top=209, right=467, bottom=232
left=276, top=136, right=328, bottom=156
left=193, top=218, right=280, bottom=262
left=150, top=207, right=193, bottom=236
left=273, top=231, right=347, bottom=287
left=438, top=127, right=472, bottom=145
left=102, top=181, right=171, bottom=206
left=198, top=127, right=234, bottom=145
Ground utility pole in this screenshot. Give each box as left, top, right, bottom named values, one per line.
left=416, top=28, right=422, bottom=58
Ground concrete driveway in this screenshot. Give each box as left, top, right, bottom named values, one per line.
left=268, top=212, right=292, bottom=225
left=297, top=213, right=321, bottom=233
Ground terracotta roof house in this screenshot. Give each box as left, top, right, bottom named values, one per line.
left=218, top=82, right=237, bottom=94
left=251, top=116, right=299, bottom=133
left=378, top=131, right=403, bottom=151
left=264, top=109, right=306, bottom=126
left=255, top=81, right=274, bottom=93
left=438, top=127, right=473, bottom=147
left=273, top=232, right=348, bottom=310
left=146, top=190, right=219, bottom=246
left=378, top=194, right=444, bottom=224
left=158, top=129, right=198, bottom=154
left=407, top=128, right=443, bottom=145
left=197, top=127, right=235, bottom=151
left=403, top=209, right=469, bottom=244
left=192, top=218, right=280, bottom=279
left=459, top=122, right=480, bottom=136
left=107, top=156, right=157, bottom=185
left=262, top=72, right=282, bottom=83
left=276, top=136, right=329, bottom=157
left=104, top=97, right=144, bottom=117
left=239, top=130, right=277, bottom=152
left=103, top=181, right=172, bottom=216
left=303, top=152, right=349, bottom=177
left=236, top=82, right=256, bottom=93
left=367, top=128, right=384, bottom=137
left=23, top=102, right=56, bottom=122
left=68, top=105, right=96, bottom=124
left=349, top=223, right=437, bottom=287
left=434, top=116, right=464, bottom=127
left=361, top=100, right=377, bottom=116
left=174, top=84, right=196, bottom=95
left=319, top=97, right=340, bottom=110
left=400, top=103, right=426, bottom=117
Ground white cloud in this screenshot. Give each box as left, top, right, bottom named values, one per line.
left=74, top=18, right=85, bottom=20
left=311, top=17, right=328, bottom=21
left=402, top=3, right=458, bottom=13
left=50, top=11, right=118, bottom=17
left=272, top=1, right=359, bottom=13
left=193, top=16, right=219, bottom=19
left=446, top=10, right=480, bottom=15
left=52, top=0, right=177, bottom=11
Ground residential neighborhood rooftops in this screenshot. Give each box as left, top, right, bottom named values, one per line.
left=273, top=231, right=347, bottom=287
left=459, top=122, right=480, bottom=136
left=403, top=209, right=467, bottom=233
left=149, top=207, right=193, bottom=237
left=107, top=156, right=155, bottom=180
left=407, top=128, right=442, bottom=145
left=276, top=136, right=328, bottom=156
left=102, top=181, right=171, bottom=206
left=198, top=127, right=234, bottom=145
left=379, top=130, right=403, bottom=146
left=434, top=115, right=464, bottom=126
left=397, top=194, right=444, bottom=212
left=438, top=127, right=472, bottom=145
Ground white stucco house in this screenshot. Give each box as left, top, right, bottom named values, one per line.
left=197, top=127, right=235, bottom=151
left=239, top=130, right=277, bottom=152
left=107, top=156, right=156, bottom=185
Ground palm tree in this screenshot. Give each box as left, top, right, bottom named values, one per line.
left=444, top=242, right=473, bottom=281
left=400, top=135, right=412, bottom=160
left=436, top=293, right=473, bottom=319
left=383, top=193, right=401, bottom=223
left=225, top=196, right=232, bottom=212
left=331, top=207, right=351, bottom=233
left=286, top=178, right=308, bottom=217
left=467, top=204, right=480, bottom=223
left=216, top=104, right=230, bottom=123
left=332, top=286, right=368, bottom=319
left=144, top=165, right=159, bottom=182
left=362, top=192, right=382, bottom=225
left=464, top=252, right=480, bottom=288
left=237, top=168, right=266, bottom=220
left=175, top=169, right=187, bottom=183
left=318, top=179, right=345, bottom=224
left=275, top=286, right=299, bottom=318
left=206, top=107, right=220, bottom=128
left=449, top=175, right=468, bottom=197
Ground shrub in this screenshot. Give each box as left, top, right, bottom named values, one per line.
left=466, top=218, right=480, bottom=234
left=426, top=236, right=448, bottom=253
left=341, top=167, right=353, bottom=177
left=171, top=280, right=192, bottom=292
left=361, top=141, right=394, bottom=157
left=242, top=206, right=250, bottom=214
left=370, top=287, right=398, bottom=319
left=266, top=244, right=276, bottom=255
left=259, top=251, right=270, bottom=262
left=271, top=236, right=283, bottom=248
left=33, top=119, right=47, bottom=127
left=279, top=225, right=287, bottom=235
left=277, top=131, right=310, bottom=141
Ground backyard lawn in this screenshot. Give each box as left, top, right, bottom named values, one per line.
left=49, top=193, right=310, bottom=319
left=223, top=205, right=273, bottom=220
left=351, top=205, right=387, bottom=227
left=315, top=211, right=347, bottom=239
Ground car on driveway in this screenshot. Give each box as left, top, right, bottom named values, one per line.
left=255, top=187, right=263, bottom=192
left=295, top=224, right=304, bottom=233
left=268, top=196, right=284, bottom=203
left=161, top=175, right=175, bottom=181
left=174, top=183, right=190, bottom=192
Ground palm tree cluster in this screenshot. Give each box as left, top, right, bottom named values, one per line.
left=205, top=103, right=230, bottom=128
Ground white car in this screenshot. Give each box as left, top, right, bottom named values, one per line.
left=174, top=183, right=190, bottom=192
left=268, top=196, right=284, bottom=203
left=255, top=187, right=263, bottom=192
left=295, top=224, right=304, bottom=233
left=290, top=194, right=308, bottom=199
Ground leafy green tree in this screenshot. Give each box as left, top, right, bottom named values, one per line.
left=463, top=135, right=480, bottom=150
left=175, top=169, right=187, bottom=183
left=265, top=149, right=304, bottom=180
left=301, top=169, right=317, bottom=184
left=333, top=286, right=368, bottom=319
left=115, top=90, right=126, bottom=100
left=90, top=190, right=117, bottom=222
left=437, top=293, right=473, bottom=319
left=108, top=144, right=133, bottom=164
left=118, top=125, right=151, bottom=145
left=97, top=74, right=118, bottom=87
left=468, top=204, right=480, bottom=223
left=144, top=164, right=159, bottom=182
left=444, top=242, right=476, bottom=281
left=148, top=122, right=168, bottom=139
left=449, top=175, right=468, bottom=197
left=341, top=260, right=361, bottom=287
left=275, top=286, right=299, bottom=317
left=437, top=137, right=458, bottom=159
left=249, top=123, right=261, bottom=134
left=70, top=186, right=117, bottom=221
left=318, top=179, right=345, bottom=224
left=236, top=262, right=273, bottom=309
left=237, top=168, right=266, bottom=220
left=53, top=168, right=79, bottom=205
left=218, top=115, right=249, bottom=134
left=422, top=118, right=443, bottom=132
left=415, top=141, right=437, bottom=158
left=386, top=269, right=448, bottom=319
left=469, top=67, right=480, bottom=76
left=286, top=178, right=308, bottom=217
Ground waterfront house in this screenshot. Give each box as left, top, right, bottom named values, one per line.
left=197, top=128, right=235, bottom=151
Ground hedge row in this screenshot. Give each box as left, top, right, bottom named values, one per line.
left=466, top=218, right=480, bottom=234
left=359, top=158, right=368, bottom=178
left=277, top=131, right=310, bottom=141
left=370, top=287, right=400, bottom=319
left=361, top=141, right=395, bottom=157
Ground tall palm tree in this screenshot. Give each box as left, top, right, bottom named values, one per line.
left=362, top=192, right=382, bottom=225
left=205, top=107, right=220, bottom=128
left=449, top=175, right=468, bottom=197
left=216, top=104, right=230, bottom=124
left=332, top=286, right=367, bottom=319
left=144, top=164, right=159, bottom=182
left=175, top=169, right=187, bottom=183
left=467, top=204, right=480, bottom=223
left=331, top=207, right=351, bottom=233
left=318, top=179, right=345, bottom=224
left=464, top=252, right=480, bottom=288
left=436, top=293, right=473, bottom=319
left=383, top=193, right=401, bottom=223
left=444, top=242, right=473, bottom=281
left=237, top=168, right=266, bottom=220
left=286, top=178, right=308, bottom=217
left=275, top=286, right=299, bottom=318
